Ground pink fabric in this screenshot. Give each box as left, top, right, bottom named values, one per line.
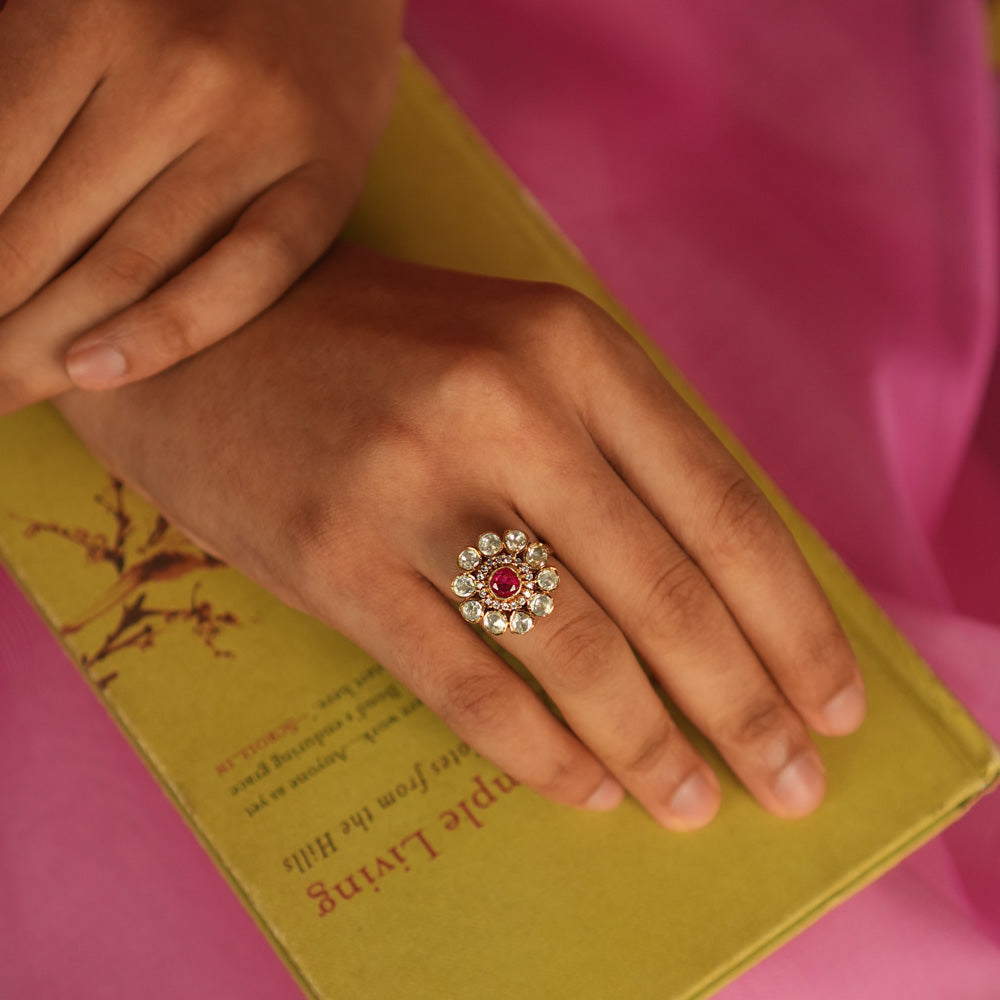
left=2, top=0, right=999, bottom=995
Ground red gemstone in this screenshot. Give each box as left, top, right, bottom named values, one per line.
left=488, top=567, right=521, bottom=600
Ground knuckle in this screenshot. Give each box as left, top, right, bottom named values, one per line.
left=133, top=301, right=198, bottom=365
left=437, top=670, right=514, bottom=732
left=797, top=625, right=857, bottom=697
left=439, top=342, right=511, bottom=393
left=251, top=64, right=313, bottom=122
left=166, top=25, right=302, bottom=115
left=91, top=245, right=168, bottom=298
left=169, top=33, right=244, bottom=98
left=283, top=493, right=341, bottom=570
left=153, top=186, right=216, bottom=236
left=242, top=222, right=311, bottom=278
left=151, top=30, right=260, bottom=129
left=435, top=344, right=534, bottom=434
left=539, top=612, right=622, bottom=693
left=346, top=416, right=437, bottom=505
left=638, top=556, right=715, bottom=640
left=517, top=282, right=647, bottom=380
left=523, top=282, right=597, bottom=330
left=0, top=230, right=34, bottom=298
left=278, top=494, right=372, bottom=614
left=516, top=283, right=610, bottom=363
left=708, top=475, right=781, bottom=565
left=535, top=755, right=592, bottom=804
left=621, top=719, right=678, bottom=775
left=802, top=624, right=854, bottom=673
left=726, top=696, right=797, bottom=748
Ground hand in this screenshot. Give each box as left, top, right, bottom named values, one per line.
left=0, top=0, right=403, bottom=412
left=57, top=246, right=867, bottom=831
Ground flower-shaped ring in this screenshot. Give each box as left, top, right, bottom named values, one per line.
left=451, top=530, right=560, bottom=636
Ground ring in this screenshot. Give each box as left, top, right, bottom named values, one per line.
left=452, top=530, right=560, bottom=636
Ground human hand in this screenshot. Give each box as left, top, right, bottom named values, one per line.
left=0, top=0, right=403, bottom=412
left=57, top=246, right=867, bottom=831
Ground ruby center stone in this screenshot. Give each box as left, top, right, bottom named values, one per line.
left=488, top=567, right=521, bottom=600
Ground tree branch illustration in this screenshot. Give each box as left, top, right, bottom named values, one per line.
left=16, top=476, right=240, bottom=683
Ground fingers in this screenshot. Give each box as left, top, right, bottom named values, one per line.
left=0, top=157, right=340, bottom=411
left=63, top=161, right=344, bottom=390
left=490, top=557, right=724, bottom=830
left=0, top=140, right=290, bottom=409
left=0, top=75, right=203, bottom=319
left=331, top=564, right=625, bottom=814
left=521, top=451, right=828, bottom=818
left=0, top=2, right=107, bottom=214
left=579, top=333, right=866, bottom=738
left=414, top=517, right=721, bottom=830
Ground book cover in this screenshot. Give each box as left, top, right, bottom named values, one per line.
left=0, top=52, right=996, bottom=999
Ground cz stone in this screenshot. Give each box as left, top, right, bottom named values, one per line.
left=483, top=610, right=508, bottom=635
left=452, top=574, right=477, bottom=599
left=510, top=611, right=534, bottom=635
left=529, top=593, right=554, bottom=617
left=504, top=529, right=527, bottom=553
left=536, top=568, right=559, bottom=591
left=525, top=543, right=549, bottom=567
left=478, top=532, right=503, bottom=557
left=460, top=600, right=484, bottom=622
left=458, top=547, right=482, bottom=571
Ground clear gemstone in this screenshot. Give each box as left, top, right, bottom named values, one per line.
left=529, top=593, right=554, bottom=617
left=489, top=566, right=521, bottom=599
left=478, top=532, right=502, bottom=557
left=482, top=611, right=508, bottom=635
left=458, top=547, right=481, bottom=571
left=537, top=568, right=560, bottom=591
left=460, top=600, right=484, bottom=622
left=504, top=529, right=527, bottom=553
left=452, top=574, right=477, bottom=599
left=510, top=611, right=534, bottom=634
left=525, top=543, right=549, bottom=567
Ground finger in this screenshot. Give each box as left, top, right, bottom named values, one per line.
left=581, top=330, right=866, bottom=737
left=522, top=451, right=828, bottom=818
left=0, top=75, right=205, bottom=318
left=477, top=537, right=724, bottom=832
left=325, top=561, right=625, bottom=814
left=64, top=161, right=345, bottom=390
left=0, top=140, right=290, bottom=410
left=418, top=522, right=720, bottom=830
left=0, top=3, right=106, bottom=214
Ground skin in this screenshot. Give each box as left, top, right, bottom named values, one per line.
left=0, top=0, right=404, bottom=411
left=56, top=245, right=867, bottom=831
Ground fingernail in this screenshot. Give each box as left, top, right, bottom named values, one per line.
left=666, top=771, right=720, bottom=829
left=822, top=681, right=866, bottom=734
left=66, top=343, right=127, bottom=389
left=584, top=776, right=625, bottom=811
left=774, top=753, right=826, bottom=816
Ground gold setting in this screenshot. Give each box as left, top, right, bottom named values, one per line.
left=453, top=528, right=559, bottom=635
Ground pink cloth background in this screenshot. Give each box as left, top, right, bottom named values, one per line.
left=2, top=0, right=999, bottom=995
